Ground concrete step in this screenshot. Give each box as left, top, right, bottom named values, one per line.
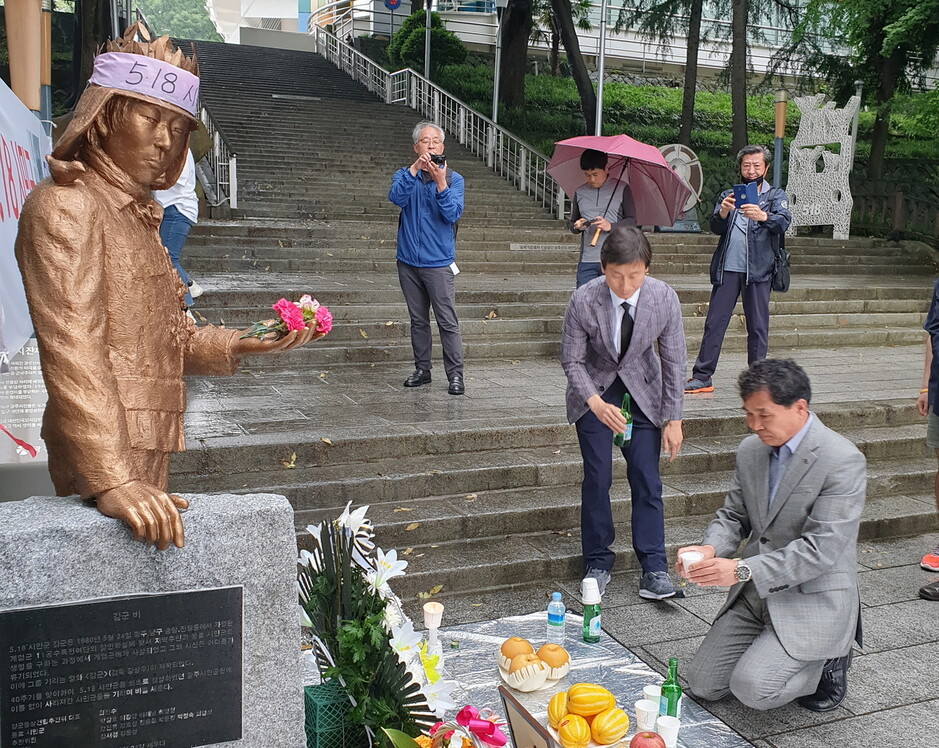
left=171, top=397, right=922, bottom=476
left=173, top=419, right=929, bottom=512
left=334, top=490, right=939, bottom=599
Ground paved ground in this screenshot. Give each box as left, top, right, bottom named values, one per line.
left=180, top=304, right=939, bottom=748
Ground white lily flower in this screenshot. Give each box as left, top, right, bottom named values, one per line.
left=304, top=522, right=323, bottom=548
left=421, top=677, right=458, bottom=718
left=297, top=549, right=321, bottom=572
left=373, top=547, right=408, bottom=587
left=389, top=620, right=422, bottom=663
left=336, top=502, right=370, bottom=533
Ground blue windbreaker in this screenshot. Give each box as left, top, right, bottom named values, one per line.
left=388, top=166, right=464, bottom=268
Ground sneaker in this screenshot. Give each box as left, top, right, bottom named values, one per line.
left=583, top=567, right=612, bottom=597
left=921, top=542, right=939, bottom=572
left=188, top=279, right=204, bottom=298
left=684, top=377, right=714, bottom=394
left=639, top=571, right=678, bottom=600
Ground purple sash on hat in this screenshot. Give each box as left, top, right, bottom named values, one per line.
left=89, top=52, right=199, bottom=115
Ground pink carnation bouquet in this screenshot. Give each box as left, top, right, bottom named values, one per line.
left=239, top=294, right=333, bottom=340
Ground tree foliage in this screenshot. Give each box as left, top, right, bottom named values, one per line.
left=136, top=0, right=222, bottom=41
left=775, top=0, right=939, bottom=180
left=550, top=0, right=596, bottom=133
left=386, top=10, right=466, bottom=78
left=531, top=0, right=591, bottom=77
left=614, top=0, right=707, bottom=145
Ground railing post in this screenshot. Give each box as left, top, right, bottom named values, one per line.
left=410, top=75, right=417, bottom=109
left=556, top=186, right=565, bottom=221
left=229, top=156, right=238, bottom=209
left=519, top=149, right=527, bottom=192
left=385, top=75, right=393, bottom=104
left=459, top=108, right=466, bottom=145
left=433, top=88, right=441, bottom=125
left=892, top=191, right=906, bottom=234
left=487, top=124, right=495, bottom=168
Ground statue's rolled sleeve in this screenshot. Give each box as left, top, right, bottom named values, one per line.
left=185, top=325, right=242, bottom=376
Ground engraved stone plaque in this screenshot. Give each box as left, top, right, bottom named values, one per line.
left=0, top=587, right=243, bottom=748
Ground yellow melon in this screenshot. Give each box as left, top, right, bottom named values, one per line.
left=590, top=707, right=630, bottom=745
left=547, top=691, right=569, bottom=729
left=557, top=714, right=591, bottom=748
left=567, top=683, right=615, bottom=717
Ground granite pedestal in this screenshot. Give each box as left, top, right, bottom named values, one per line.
left=0, top=492, right=305, bottom=748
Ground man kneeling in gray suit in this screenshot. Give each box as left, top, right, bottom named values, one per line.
left=677, top=359, right=865, bottom=712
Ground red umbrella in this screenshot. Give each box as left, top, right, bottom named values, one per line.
left=548, top=134, right=694, bottom=226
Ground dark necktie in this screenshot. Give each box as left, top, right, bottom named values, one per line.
left=620, top=301, right=634, bottom=357
left=768, top=446, right=782, bottom=506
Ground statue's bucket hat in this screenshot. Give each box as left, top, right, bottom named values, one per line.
left=52, top=23, right=200, bottom=190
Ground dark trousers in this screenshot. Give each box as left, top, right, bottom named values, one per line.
left=575, top=377, right=667, bottom=574
left=692, top=271, right=771, bottom=381
left=397, top=260, right=464, bottom=378
left=576, top=261, right=602, bottom=288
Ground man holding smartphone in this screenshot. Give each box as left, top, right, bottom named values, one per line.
left=685, top=145, right=791, bottom=394
left=389, top=121, right=466, bottom=395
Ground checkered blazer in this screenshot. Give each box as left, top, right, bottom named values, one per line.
left=560, top=275, right=686, bottom=426
left=702, top=416, right=866, bottom=661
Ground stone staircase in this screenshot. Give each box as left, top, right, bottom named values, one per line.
left=175, top=41, right=939, bottom=604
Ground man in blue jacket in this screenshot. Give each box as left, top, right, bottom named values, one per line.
left=685, top=146, right=791, bottom=394
left=389, top=121, right=466, bottom=395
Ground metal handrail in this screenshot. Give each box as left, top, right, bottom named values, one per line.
left=131, top=5, right=238, bottom=208
left=199, top=98, right=238, bottom=209
left=313, top=26, right=566, bottom=219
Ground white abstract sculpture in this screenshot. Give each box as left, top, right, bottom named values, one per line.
left=785, top=94, right=861, bottom=240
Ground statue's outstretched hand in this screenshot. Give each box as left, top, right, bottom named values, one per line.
left=96, top=481, right=188, bottom=550
left=231, top=324, right=325, bottom=357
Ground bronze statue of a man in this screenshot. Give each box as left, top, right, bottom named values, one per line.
left=14, top=26, right=320, bottom=550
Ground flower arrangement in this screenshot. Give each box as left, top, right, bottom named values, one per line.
left=384, top=706, right=508, bottom=748
left=299, top=503, right=458, bottom=747
left=240, top=294, right=333, bottom=340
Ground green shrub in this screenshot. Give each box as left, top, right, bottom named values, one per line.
left=387, top=11, right=466, bottom=78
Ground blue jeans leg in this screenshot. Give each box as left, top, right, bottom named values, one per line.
left=159, top=205, right=194, bottom=306
left=576, top=262, right=602, bottom=288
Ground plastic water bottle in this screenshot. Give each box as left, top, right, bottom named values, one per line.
left=546, top=592, right=566, bottom=645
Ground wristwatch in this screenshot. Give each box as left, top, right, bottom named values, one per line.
left=733, top=559, right=752, bottom=583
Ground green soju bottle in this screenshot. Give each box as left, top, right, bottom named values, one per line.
left=581, top=577, right=602, bottom=643
left=659, top=657, right=682, bottom=718
left=613, top=393, right=633, bottom=448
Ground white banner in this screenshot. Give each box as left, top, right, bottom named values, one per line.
left=0, top=79, right=50, bottom=372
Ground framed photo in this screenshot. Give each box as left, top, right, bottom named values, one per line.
left=498, top=685, right=559, bottom=748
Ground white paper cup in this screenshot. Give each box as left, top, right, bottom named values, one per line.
left=679, top=550, right=704, bottom=570
left=642, top=684, right=661, bottom=704
left=634, top=699, right=659, bottom=732
left=423, top=601, right=444, bottom=629
left=656, top=715, right=681, bottom=748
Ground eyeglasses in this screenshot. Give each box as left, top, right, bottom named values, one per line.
left=418, top=138, right=444, bottom=145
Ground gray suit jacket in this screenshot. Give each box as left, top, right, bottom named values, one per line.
left=560, top=275, right=686, bottom=425
left=702, top=416, right=866, bottom=661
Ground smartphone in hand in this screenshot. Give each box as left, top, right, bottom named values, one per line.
left=732, top=183, right=759, bottom=206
